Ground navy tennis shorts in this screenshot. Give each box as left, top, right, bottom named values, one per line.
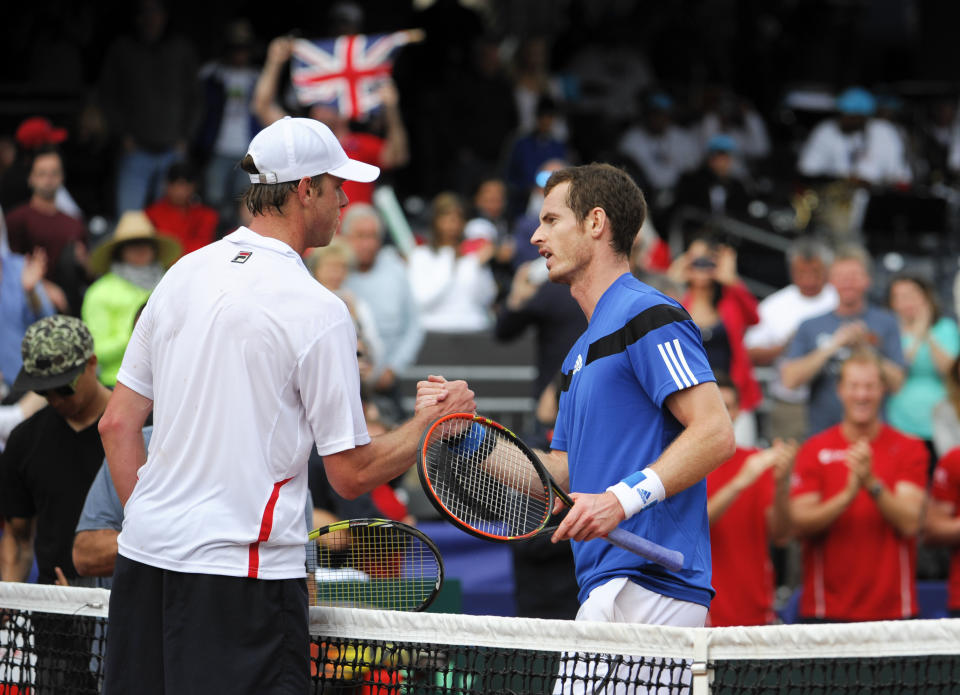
left=103, top=554, right=308, bottom=694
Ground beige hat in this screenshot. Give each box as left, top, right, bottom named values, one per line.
left=89, top=211, right=182, bottom=276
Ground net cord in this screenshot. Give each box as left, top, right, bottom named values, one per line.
left=2, top=583, right=960, bottom=663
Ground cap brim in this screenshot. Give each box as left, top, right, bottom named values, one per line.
left=328, top=158, right=380, bottom=184
left=12, top=360, right=86, bottom=394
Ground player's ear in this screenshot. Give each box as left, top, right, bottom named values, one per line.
left=296, top=177, right=314, bottom=204
left=587, top=207, right=606, bottom=240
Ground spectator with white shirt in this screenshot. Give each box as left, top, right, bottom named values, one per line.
left=408, top=192, right=496, bottom=333
left=618, top=92, right=701, bottom=199
left=745, top=238, right=838, bottom=442
left=797, top=87, right=912, bottom=186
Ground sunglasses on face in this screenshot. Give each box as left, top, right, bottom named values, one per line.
left=39, top=372, right=81, bottom=398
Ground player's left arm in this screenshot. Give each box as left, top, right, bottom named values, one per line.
left=98, top=383, right=153, bottom=505
left=651, top=381, right=736, bottom=496
left=553, top=382, right=735, bottom=543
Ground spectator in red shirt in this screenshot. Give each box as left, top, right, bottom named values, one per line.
left=790, top=350, right=928, bottom=622
left=145, top=162, right=218, bottom=257
left=251, top=36, right=410, bottom=205
left=925, top=448, right=960, bottom=617
left=5, top=148, right=87, bottom=313
left=706, top=372, right=795, bottom=627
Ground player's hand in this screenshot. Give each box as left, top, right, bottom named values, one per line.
left=415, top=375, right=475, bottom=415
left=551, top=491, right=626, bottom=543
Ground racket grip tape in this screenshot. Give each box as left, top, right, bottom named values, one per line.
left=605, top=528, right=684, bottom=572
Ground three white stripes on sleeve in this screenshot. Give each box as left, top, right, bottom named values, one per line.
left=657, top=339, right=699, bottom=389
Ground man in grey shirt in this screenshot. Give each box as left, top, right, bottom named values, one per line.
left=781, top=245, right=905, bottom=436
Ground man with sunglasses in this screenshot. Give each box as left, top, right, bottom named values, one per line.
left=0, top=315, right=111, bottom=693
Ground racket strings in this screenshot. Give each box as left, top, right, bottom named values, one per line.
left=307, top=523, right=441, bottom=611
left=425, top=419, right=551, bottom=537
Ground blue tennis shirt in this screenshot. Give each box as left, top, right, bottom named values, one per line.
left=551, top=273, right=716, bottom=607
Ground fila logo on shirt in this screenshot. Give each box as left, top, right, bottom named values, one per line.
left=656, top=339, right=698, bottom=389
left=231, top=251, right=253, bottom=264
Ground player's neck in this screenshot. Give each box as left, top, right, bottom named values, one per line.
left=248, top=213, right=307, bottom=256
left=570, top=257, right=630, bottom=322
left=841, top=419, right=880, bottom=442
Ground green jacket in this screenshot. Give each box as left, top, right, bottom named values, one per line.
left=81, top=273, right=152, bottom=387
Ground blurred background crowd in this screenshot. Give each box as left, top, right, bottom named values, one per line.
left=4, top=0, right=960, bottom=627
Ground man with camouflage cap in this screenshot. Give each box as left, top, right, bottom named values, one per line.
left=0, top=315, right=112, bottom=585
left=0, top=315, right=111, bottom=693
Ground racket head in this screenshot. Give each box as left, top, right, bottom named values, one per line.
left=306, top=518, right=444, bottom=612
left=417, top=413, right=558, bottom=542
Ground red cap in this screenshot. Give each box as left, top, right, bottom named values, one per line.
left=15, top=117, right=68, bottom=149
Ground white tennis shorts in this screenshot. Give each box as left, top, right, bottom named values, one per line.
left=554, top=578, right=707, bottom=695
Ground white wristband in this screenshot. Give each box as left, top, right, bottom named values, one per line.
left=606, top=468, right=666, bottom=519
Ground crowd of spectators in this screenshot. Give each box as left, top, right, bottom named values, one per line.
left=4, top=0, right=960, bottom=628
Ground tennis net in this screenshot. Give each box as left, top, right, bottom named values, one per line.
left=1, top=581, right=959, bottom=693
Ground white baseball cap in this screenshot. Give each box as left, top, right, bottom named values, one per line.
left=245, top=117, right=380, bottom=185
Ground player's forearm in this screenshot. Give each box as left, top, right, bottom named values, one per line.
left=651, top=411, right=734, bottom=498
left=100, top=425, right=147, bottom=505
left=324, top=410, right=434, bottom=499
left=72, top=530, right=119, bottom=577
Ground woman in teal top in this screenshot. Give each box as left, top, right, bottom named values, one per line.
left=886, top=275, right=960, bottom=450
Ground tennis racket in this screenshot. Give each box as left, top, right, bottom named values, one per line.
left=306, top=518, right=444, bottom=611
left=417, top=413, right=685, bottom=572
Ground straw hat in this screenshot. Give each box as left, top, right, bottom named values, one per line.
left=89, top=211, right=182, bottom=276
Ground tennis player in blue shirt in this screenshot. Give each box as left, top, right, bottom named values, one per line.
left=531, top=163, right=734, bottom=628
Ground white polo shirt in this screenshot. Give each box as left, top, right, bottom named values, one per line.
left=116, top=227, right=369, bottom=579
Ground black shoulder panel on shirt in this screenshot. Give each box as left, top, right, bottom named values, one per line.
left=559, top=304, right=691, bottom=392
left=586, top=304, right=691, bottom=365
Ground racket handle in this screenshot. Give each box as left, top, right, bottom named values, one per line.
left=606, top=528, right=685, bottom=572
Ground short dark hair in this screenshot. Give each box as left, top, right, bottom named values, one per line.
left=543, top=163, right=646, bottom=257
left=166, top=160, right=199, bottom=184
left=239, top=154, right=322, bottom=216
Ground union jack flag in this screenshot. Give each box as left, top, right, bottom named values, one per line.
left=291, top=33, right=413, bottom=121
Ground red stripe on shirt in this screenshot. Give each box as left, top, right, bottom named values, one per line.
left=248, top=478, right=293, bottom=578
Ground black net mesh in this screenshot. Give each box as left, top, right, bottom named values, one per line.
left=710, top=655, right=960, bottom=695
left=1, top=599, right=959, bottom=694
left=310, top=635, right=689, bottom=694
